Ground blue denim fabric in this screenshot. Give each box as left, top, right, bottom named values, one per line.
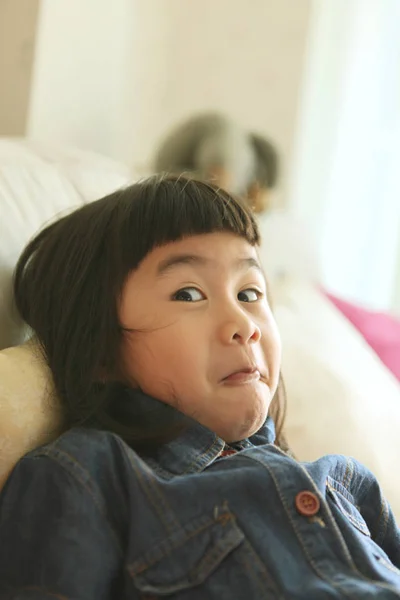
left=1, top=390, right=400, bottom=599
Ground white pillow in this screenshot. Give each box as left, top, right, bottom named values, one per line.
left=274, top=278, right=400, bottom=520
left=0, top=137, right=131, bottom=349
left=258, top=211, right=321, bottom=284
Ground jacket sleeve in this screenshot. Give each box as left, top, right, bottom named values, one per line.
left=0, top=454, right=126, bottom=600
left=352, top=459, right=400, bottom=569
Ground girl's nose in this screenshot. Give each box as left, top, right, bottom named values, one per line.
left=218, top=305, right=261, bottom=345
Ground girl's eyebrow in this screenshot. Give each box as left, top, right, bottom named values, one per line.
left=156, top=254, right=263, bottom=276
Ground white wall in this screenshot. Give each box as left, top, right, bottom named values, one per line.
left=28, top=0, right=312, bottom=206
left=123, top=0, right=312, bottom=205
left=27, top=0, right=133, bottom=159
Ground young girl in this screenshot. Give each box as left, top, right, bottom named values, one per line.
left=0, top=176, right=399, bottom=599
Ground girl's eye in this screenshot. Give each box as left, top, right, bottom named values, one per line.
left=172, top=287, right=205, bottom=302
left=238, top=288, right=261, bottom=303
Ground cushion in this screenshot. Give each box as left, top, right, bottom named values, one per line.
left=0, top=341, right=62, bottom=490
left=274, top=278, right=400, bottom=520
left=326, top=291, right=400, bottom=382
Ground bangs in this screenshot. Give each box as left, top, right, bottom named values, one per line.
left=117, top=175, right=260, bottom=272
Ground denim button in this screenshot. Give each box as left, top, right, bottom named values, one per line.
left=295, top=491, right=320, bottom=516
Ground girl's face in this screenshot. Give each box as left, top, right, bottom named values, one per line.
left=119, top=232, right=281, bottom=442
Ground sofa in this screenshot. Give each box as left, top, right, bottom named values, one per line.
left=1, top=138, right=400, bottom=520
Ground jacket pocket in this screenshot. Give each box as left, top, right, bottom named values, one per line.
left=127, top=505, right=246, bottom=596
left=326, top=476, right=371, bottom=537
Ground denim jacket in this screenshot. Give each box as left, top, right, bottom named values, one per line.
left=1, top=390, right=400, bottom=599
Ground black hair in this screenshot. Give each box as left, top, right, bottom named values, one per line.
left=13, top=175, right=287, bottom=452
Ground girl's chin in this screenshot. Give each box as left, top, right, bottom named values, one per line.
left=217, top=412, right=268, bottom=443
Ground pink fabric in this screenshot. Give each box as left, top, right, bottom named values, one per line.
left=325, top=292, right=400, bottom=382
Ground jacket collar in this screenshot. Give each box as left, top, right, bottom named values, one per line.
left=127, top=389, right=276, bottom=478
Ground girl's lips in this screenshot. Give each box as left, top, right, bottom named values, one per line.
left=222, top=368, right=261, bottom=385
